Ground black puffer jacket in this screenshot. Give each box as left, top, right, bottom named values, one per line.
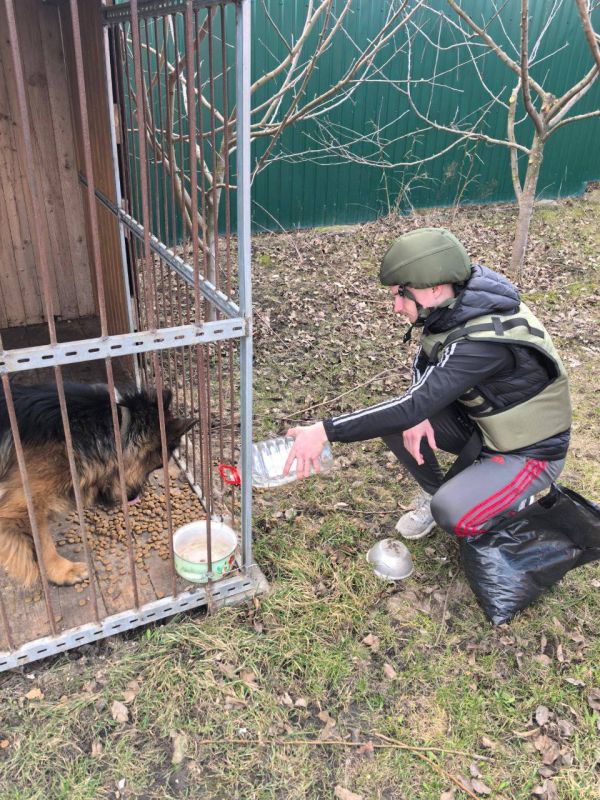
left=324, top=265, right=570, bottom=461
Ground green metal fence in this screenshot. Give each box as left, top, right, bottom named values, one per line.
left=250, top=0, right=600, bottom=231
left=119, top=0, right=600, bottom=235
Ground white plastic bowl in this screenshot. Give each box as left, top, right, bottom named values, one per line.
left=173, top=520, right=237, bottom=583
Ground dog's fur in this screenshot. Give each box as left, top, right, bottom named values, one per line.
left=0, top=382, right=196, bottom=588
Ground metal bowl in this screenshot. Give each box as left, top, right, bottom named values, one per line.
left=366, top=538, right=414, bottom=581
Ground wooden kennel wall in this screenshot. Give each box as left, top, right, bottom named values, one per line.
left=0, top=0, right=262, bottom=671
left=0, top=0, right=129, bottom=336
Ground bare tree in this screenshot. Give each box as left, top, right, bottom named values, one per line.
left=274, top=0, right=600, bottom=276
left=123, top=0, right=425, bottom=291
left=402, top=0, right=600, bottom=275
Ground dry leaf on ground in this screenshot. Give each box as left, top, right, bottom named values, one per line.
left=91, top=741, right=103, bottom=758
left=318, top=709, right=337, bottom=739
left=356, top=741, right=374, bottom=759
left=383, top=663, right=397, bottom=679
left=534, top=734, right=561, bottom=765
left=471, top=778, right=492, bottom=796
left=240, top=670, right=259, bottom=690
left=110, top=700, right=129, bottom=723
left=532, top=779, right=559, bottom=800
left=535, top=705, right=551, bottom=726
left=361, top=633, right=380, bottom=652
left=587, top=688, right=600, bottom=711
left=334, top=786, right=363, bottom=800
left=170, top=731, right=187, bottom=765
left=24, top=687, right=43, bottom=701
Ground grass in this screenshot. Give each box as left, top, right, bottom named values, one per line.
left=1, top=193, right=600, bottom=799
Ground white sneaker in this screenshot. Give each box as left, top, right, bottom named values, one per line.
left=395, top=491, right=435, bottom=539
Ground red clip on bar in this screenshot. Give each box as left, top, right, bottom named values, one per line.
left=218, top=464, right=241, bottom=485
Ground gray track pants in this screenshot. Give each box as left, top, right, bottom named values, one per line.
left=382, top=404, right=565, bottom=537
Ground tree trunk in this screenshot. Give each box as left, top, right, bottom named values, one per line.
left=202, top=178, right=223, bottom=322
left=509, top=133, right=544, bottom=278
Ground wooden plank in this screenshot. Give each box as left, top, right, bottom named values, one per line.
left=0, top=23, right=42, bottom=326
left=0, top=177, right=16, bottom=329
left=15, top=0, right=78, bottom=319
left=0, top=0, right=63, bottom=321
left=61, top=0, right=130, bottom=337
left=38, top=3, right=95, bottom=319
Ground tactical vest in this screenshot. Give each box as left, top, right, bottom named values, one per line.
left=420, top=302, right=572, bottom=452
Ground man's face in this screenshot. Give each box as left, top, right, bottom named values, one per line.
left=390, top=285, right=439, bottom=323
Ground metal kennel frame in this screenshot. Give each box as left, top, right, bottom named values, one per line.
left=0, top=0, right=264, bottom=671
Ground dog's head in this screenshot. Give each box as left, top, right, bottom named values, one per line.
left=95, top=388, right=197, bottom=507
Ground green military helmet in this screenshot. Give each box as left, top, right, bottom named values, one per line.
left=379, top=227, right=471, bottom=288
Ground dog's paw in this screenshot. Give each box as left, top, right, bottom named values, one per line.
left=48, top=558, right=89, bottom=586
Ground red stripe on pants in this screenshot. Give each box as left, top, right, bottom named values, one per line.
left=454, top=459, right=546, bottom=537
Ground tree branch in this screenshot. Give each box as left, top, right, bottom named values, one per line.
left=508, top=81, right=523, bottom=200
left=519, top=0, right=545, bottom=136
left=445, top=0, right=547, bottom=98
left=576, top=0, right=600, bottom=70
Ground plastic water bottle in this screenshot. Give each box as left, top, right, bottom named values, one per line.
left=251, top=436, right=333, bottom=488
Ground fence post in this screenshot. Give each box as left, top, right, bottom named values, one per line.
left=236, top=0, right=253, bottom=569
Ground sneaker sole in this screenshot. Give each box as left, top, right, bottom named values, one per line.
left=395, top=519, right=436, bottom=540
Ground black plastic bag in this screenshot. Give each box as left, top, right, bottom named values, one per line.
left=459, top=484, right=600, bottom=625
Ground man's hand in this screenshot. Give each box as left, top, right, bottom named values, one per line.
left=403, top=419, right=437, bottom=465
left=284, top=422, right=328, bottom=480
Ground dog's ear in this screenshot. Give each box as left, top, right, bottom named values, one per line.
left=161, top=388, right=173, bottom=411
left=166, top=416, right=198, bottom=442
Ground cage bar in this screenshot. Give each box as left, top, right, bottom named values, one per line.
left=0, top=0, right=263, bottom=671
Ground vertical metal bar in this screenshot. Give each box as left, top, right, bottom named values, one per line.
left=236, top=0, right=252, bottom=568
left=193, top=8, right=212, bottom=513
left=131, top=0, right=177, bottom=598
left=113, top=22, right=144, bottom=381
left=164, top=15, right=178, bottom=261
left=104, top=25, right=138, bottom=343
left=122, top=22, right=142, bottom=250
left=220, top=4, right=236, bottom=526
left=154, top=19, right=172, bottom=384
left=207, top=9, right=219, bottom=290
left=173, top=19, right=186, bottom=263
left=206, top=10, right=225, bottom=503
left=70, top=0, right=143, bottom=607
left=0, top=586, right=14, bottom=651
left=194, top=9, right=210, bottom=320
left=0, top=348, right=16, bottom=650
left=0, top=375, right=56, bottom=633
left=186, top=0, right=212, bottom=573
left=155, top=18, right=170, bottom=248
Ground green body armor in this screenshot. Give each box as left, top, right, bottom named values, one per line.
left=421, top=302, right=572, bottom=452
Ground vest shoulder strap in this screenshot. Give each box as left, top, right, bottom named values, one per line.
left=429, top=314, right=546, bottom=362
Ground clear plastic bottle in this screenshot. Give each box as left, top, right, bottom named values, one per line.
left=251, top=436, right=333, bottom=488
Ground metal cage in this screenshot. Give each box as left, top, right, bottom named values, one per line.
left=0, top=0, right=264, bottom=672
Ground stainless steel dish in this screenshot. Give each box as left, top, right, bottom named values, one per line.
left=366, top=538, right=414, bottom=581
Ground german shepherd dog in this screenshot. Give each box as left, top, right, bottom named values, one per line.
left=0, top=382, right=196, bottom=588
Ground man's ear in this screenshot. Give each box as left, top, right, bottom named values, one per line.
left=166, top=417, right=198, bottom=442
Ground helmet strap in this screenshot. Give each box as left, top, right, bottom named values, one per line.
left=401, top=290, right=457, bottom=342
